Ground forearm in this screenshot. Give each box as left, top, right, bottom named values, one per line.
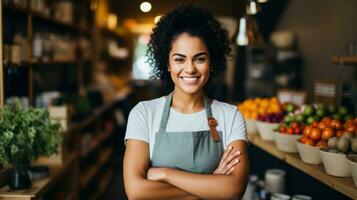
left=163, top=169, right=245, bottom=200
left=125, top=177, right=198, bottom=200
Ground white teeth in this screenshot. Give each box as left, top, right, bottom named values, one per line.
left=181, top=77, right=198, bottom=80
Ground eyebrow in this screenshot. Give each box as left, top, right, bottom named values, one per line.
left=172, top=52, right=208, bottom=58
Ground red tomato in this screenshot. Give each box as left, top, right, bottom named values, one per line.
left=287, top=127, right=294, bottom=135
left=279, top=126, right=287, bottom=133
left=291, top=122, right=299, bottom=129
left=321, top=127, right=335, bottom=141
left=294, top=127, right=301, bottom=135
left=336, top=130, right=344, bottom=137
left=303, top=138, right=315, bottom=146
left=322, top=117, right=331, bottom=124
left=299, top=136, right=308, bottom=143
left=315, top=140, right=328, bottom=148
left=345, top=124, right=356, bottom=134
left=330, top=119, right=342, bottom=130
left=303, top=126, right=312, bottom=138
left=309, top=128, right=322, bottom=141
left=312, top=121, right=319, bottom=128
left=318, top=122, right=328, bottom=130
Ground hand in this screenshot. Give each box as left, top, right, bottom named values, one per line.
left=213, top=145, right=241, bottom=175
left=147, top=167, right=167, bottom=181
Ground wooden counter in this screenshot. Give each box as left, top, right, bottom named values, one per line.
left=248, top=133, right=357, bottom=199
left=0, top=153, right=77, bottom=200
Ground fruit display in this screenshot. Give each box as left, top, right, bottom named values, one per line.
left=257, top=112, right=284, bottom=123
left=238, top=97, right=282, bottom=120
left=298, top=117, right=357, bottom=148
left=278, top=122, right=303, bottom=135
left=283, top=103, right=353, bottom=126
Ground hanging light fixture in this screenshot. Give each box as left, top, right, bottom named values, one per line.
left=236, top=16, right=248, bottom=46
left=246, top=0, right=261, bottom=15
left=236, top=16, right=265, bottom=46
left=257, top=0, right=270, bottom=3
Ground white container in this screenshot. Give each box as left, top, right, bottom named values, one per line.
left=292, top=195, right=312, bottom=200
left=320, top=149, right=350, bottom=177
left=273, top=132, right=300, bottom=153
left=256, top=121, right=279, bottom=141
left=346, top=154, right=357, bottom=187
left=271, top=193, right=291, bottom=200
left=246, top=119, right=257, bottom=134
left=296, top=141, right=321, bottom=165
left=265, top=169, right=286, bottom=194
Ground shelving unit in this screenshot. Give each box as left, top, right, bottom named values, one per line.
left=332, top=56, right=357, bottom=65
left=0, top=0, right=130, bottom=199
left=247, top=133, right=357, bottom=199
left=2, top=1, right=93, bottom=104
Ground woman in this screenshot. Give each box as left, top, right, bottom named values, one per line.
left=124, top=4, right=249, bottom=200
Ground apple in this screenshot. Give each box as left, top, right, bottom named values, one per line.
left=304, top=105, right=315, bottom=116
left=328, top=104, right=337, bottom=114
left=338, top=106, right=348, bottom=116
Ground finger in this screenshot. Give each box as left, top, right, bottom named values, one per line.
left=221, top=150, right=241, bottom=166
left=225, top=166, right=236, bottom=175
left=223, top=158, right=240, bottom=173
left=220, top=145, right=233, bottom=165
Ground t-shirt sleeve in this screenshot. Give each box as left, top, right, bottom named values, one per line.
left=227, top=109, right=248, bottom=145
left=124, top=102, right=150, bottom=144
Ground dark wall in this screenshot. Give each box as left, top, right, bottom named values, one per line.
left=275, top=0, right=357, bottom=102
left=111, top=0, right=245, bottom=23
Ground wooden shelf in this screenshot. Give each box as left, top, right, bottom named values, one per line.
left=4, top=4, right=28, bottom=15
left=332, top=56, right=357, bottom=65
left=30, top=10, right=79, bottom=32
left=247, top=133, right=357, bottom=199
left=27, top=61, right=79, bottom=66
left=79, top=147, right=113, bottom=190
left=89, top=167, right=114, bottom=200
left=0, top=152, right=77, bottom=200
left=80, top=130, right=112, bottom=158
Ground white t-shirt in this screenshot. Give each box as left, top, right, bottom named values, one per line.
left=124, top=96, right=247, bottom=159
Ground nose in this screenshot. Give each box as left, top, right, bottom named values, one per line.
left=184, top=60, right=197, bottom=74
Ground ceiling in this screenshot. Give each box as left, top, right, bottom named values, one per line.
left=109, top=0, right=246, bottom=24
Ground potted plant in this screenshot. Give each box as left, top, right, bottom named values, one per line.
left=0, top=100, right=62, bottom=190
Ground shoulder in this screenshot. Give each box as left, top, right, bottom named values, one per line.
left=212, top=99, right=239, bottom=114
left=130, top=96, right=165, bottom=115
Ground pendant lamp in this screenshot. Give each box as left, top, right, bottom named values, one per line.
left=236, top=17, right=248, bottom=46
left=246, top=0, right=261, bottom=15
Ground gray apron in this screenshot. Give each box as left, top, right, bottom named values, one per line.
left=151, top=92, right=224, bottom=174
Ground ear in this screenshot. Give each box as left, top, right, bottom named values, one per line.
left=167, top=66, right=171, bottom=72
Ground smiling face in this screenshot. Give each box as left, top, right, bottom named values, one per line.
left=168, top=33, right=210, bottom=95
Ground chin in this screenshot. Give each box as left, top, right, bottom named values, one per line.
left=176, top=85, right=203, bottom=95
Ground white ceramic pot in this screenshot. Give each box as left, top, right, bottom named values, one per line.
left=296, top=141, right=321, bottom=165
left=246, top=119, right=257, bottom=134
left=320, top=149, right=350, bottom=177
left=273, top=132, right=300, bottom=153
left=256, top=121, right=279, bottom=141
left=346, top=154, right=357, bottom=187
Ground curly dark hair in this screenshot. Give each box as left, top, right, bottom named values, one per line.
left=147, top=4, right=231, bottom=89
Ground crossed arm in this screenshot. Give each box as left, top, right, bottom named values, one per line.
left=123, top=140, right=249, bottom=200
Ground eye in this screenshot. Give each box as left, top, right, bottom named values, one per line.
left=194, top=57, right=206, bottom=63
left=174, top=57, right=185, bottom=63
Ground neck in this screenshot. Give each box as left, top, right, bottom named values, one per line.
left=171, top=89, right=205, bottom=114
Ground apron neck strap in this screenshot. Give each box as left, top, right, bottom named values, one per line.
left=159, top=92, right=212, bottom=132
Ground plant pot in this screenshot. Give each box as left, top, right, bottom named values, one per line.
left=9, top=165, right=32, bottom=190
